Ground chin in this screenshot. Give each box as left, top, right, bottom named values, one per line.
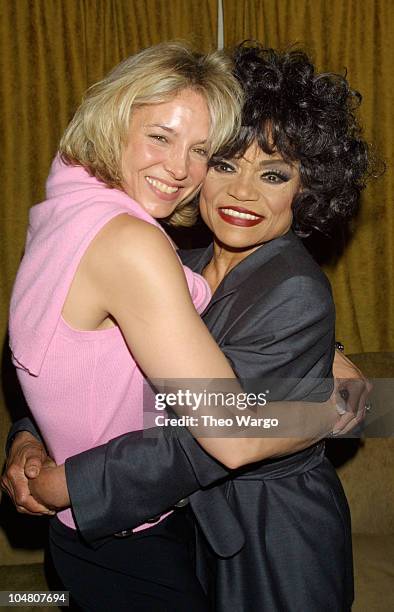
left=144, top=203, right=178, bottom=219
left=217, top=236, right=259, bottom=251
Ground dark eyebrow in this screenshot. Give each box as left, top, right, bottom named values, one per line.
left=258, top=159, right=294, bottom=169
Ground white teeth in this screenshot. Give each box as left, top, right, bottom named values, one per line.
left=146, top=177, right=179, bottom=194
left=220, top=208, right=260, bottom=220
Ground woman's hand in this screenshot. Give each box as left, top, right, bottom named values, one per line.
left=28, top=463, right=70, bottom=511
left=332, top=350, right=372, bottom=435
left=1, top=431, right=55, bottom=515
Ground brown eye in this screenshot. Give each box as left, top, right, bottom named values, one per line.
left=213, top=161, right=235, bottom=173
left=262, top=171, right=289, bottom=183
left=192, top=148, right=208, bottom=157
left=149, top=134, right=168, bottom=143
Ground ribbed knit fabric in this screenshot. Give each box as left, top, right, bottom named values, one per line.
left=9, top=156, right=211, bottom=530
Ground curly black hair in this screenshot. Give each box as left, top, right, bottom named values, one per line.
left=213, top=43, right=370, bottom=237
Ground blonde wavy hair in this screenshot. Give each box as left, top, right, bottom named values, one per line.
left=59, top=42, right=242, bottom=227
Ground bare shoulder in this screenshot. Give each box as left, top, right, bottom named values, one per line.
left=84, top=213, right=189, bottom=309
left=89, top=213, right=179, bottom=273
left=97, top=214, right=171, bottom=254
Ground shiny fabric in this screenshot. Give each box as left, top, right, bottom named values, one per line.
left=8, top=232, right=354, bottom=609
left=180, top=235, right=353, bottom=611
left=2, top=0, right=394, bottom=568
left=195, top=445, right=353, bottom=612
left=62, top=231, right=352, bottom=609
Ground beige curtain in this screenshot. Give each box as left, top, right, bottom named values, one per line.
left=0, top=0, right=217, bottom=565
left=0, top=0, right=217, bottom=334
left=0, top=0, right=393, bottom=564
left=223, top=0, right=394, bottom=353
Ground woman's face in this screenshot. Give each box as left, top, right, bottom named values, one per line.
left=199, top=143, right=301, bottom=252
left=121, top=88, right=210, bottom=218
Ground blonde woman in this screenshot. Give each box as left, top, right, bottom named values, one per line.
left=6, top=42, right=244, bottom=611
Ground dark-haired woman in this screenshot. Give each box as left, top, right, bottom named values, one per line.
left=177, top=45, right=368, bottom=611
left=4, top=44, right=370, bottom=611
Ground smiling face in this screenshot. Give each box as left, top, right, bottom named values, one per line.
left=120, top=88, right=210, bottom=219
left=199, top=142, right=301, bottom=255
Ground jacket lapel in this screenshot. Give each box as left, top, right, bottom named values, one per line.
left=180, top=231, right=296, bottom=341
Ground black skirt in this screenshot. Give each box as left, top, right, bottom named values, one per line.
left=194, top=443, right=353, bottom=612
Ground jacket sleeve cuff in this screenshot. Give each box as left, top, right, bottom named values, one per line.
left=65, top=426, right=229, bottom=543
left=5, top=417, right=43, bottom=455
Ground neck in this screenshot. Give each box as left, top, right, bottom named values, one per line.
left=202, top=240, right=260, bottom=293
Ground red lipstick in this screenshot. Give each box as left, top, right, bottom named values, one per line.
left=218, top=206, right=264, bottom=227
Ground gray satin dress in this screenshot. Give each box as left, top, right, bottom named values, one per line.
left=182, top=232, right=353, bottom=612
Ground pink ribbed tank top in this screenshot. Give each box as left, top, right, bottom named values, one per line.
left=9, top=156, right=211, bottom=530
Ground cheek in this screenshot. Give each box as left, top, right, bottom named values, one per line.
left=125, top=138, right=165, bottom=172
left=198, top=195, right=208, bottom=220
left=271, top=188, right=296, bottom=217
left=189, top=161, right=208, bottom=188
left=200, top=174, right=222, bottom=201
left=198, top=195, right=214, bottom=229
left=273, top=198, right=294, bottom=233
left=138, top=144, right=165, bottom=167
left=280, top=202, right=293, bottom=219
left=199, top=179, right=226, bottom=225
left=273, top=205, right=293, bottom=231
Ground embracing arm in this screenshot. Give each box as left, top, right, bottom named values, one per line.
left=85, top=218, right=340, bottom=465
left=65, top=344, right=367, bottom=540
left=1, top=421, right=55, bottom=515
left=20, top=219, right=365, bottom=524
left=4, top=349, right=368, bottom=536
left=3, top=416, right=230, bottom=534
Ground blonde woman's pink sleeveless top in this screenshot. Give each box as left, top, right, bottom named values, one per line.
left=9, top=157, right=210, bottom=530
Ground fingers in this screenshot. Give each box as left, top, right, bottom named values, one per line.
left=331, top=402, right=368, bottom=437
left=15, top=500, right=55, bottom=516
left=1, top=437, right=55, bottom=515
left=333, top=352, right=372, bottom=424
left=24, top=453, right=45, bottom=478
left=24, top=452, right=55, bottom=477
left=336, top=376, right=371, bottom=416
left=8, top=444, right=47, bottom=480
left=332, top=412, right=355, bottom=436
left=339, top=379, right=364, bottom=416
left=1, top=473, right=54, bottom=515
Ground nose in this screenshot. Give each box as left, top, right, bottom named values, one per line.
left=227, top=174, right=258, bottom=201
left=163, top=148, right=189, bottom=181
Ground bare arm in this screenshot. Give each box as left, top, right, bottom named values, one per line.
left=11, top=351, right=370, bottom=519
left=76, top=215, right=336, bottom=467
left=24, top=215, right=352, bottom=512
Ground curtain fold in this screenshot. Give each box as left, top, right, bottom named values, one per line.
left=0, top=0, right=217, bottom=565
left=0, top=0, right=392, bottom=569
left=223, top=0, right=393, bottom=352
left=0, top=0, right=218, bottom=355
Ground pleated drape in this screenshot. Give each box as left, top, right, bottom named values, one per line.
left=0, top=0, right=217, bottom=565
left=0, top=0, right=393, bottom=565
left=0, top=0, right=217, bottom=328
left=223, top=0, right=394, bottom=353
